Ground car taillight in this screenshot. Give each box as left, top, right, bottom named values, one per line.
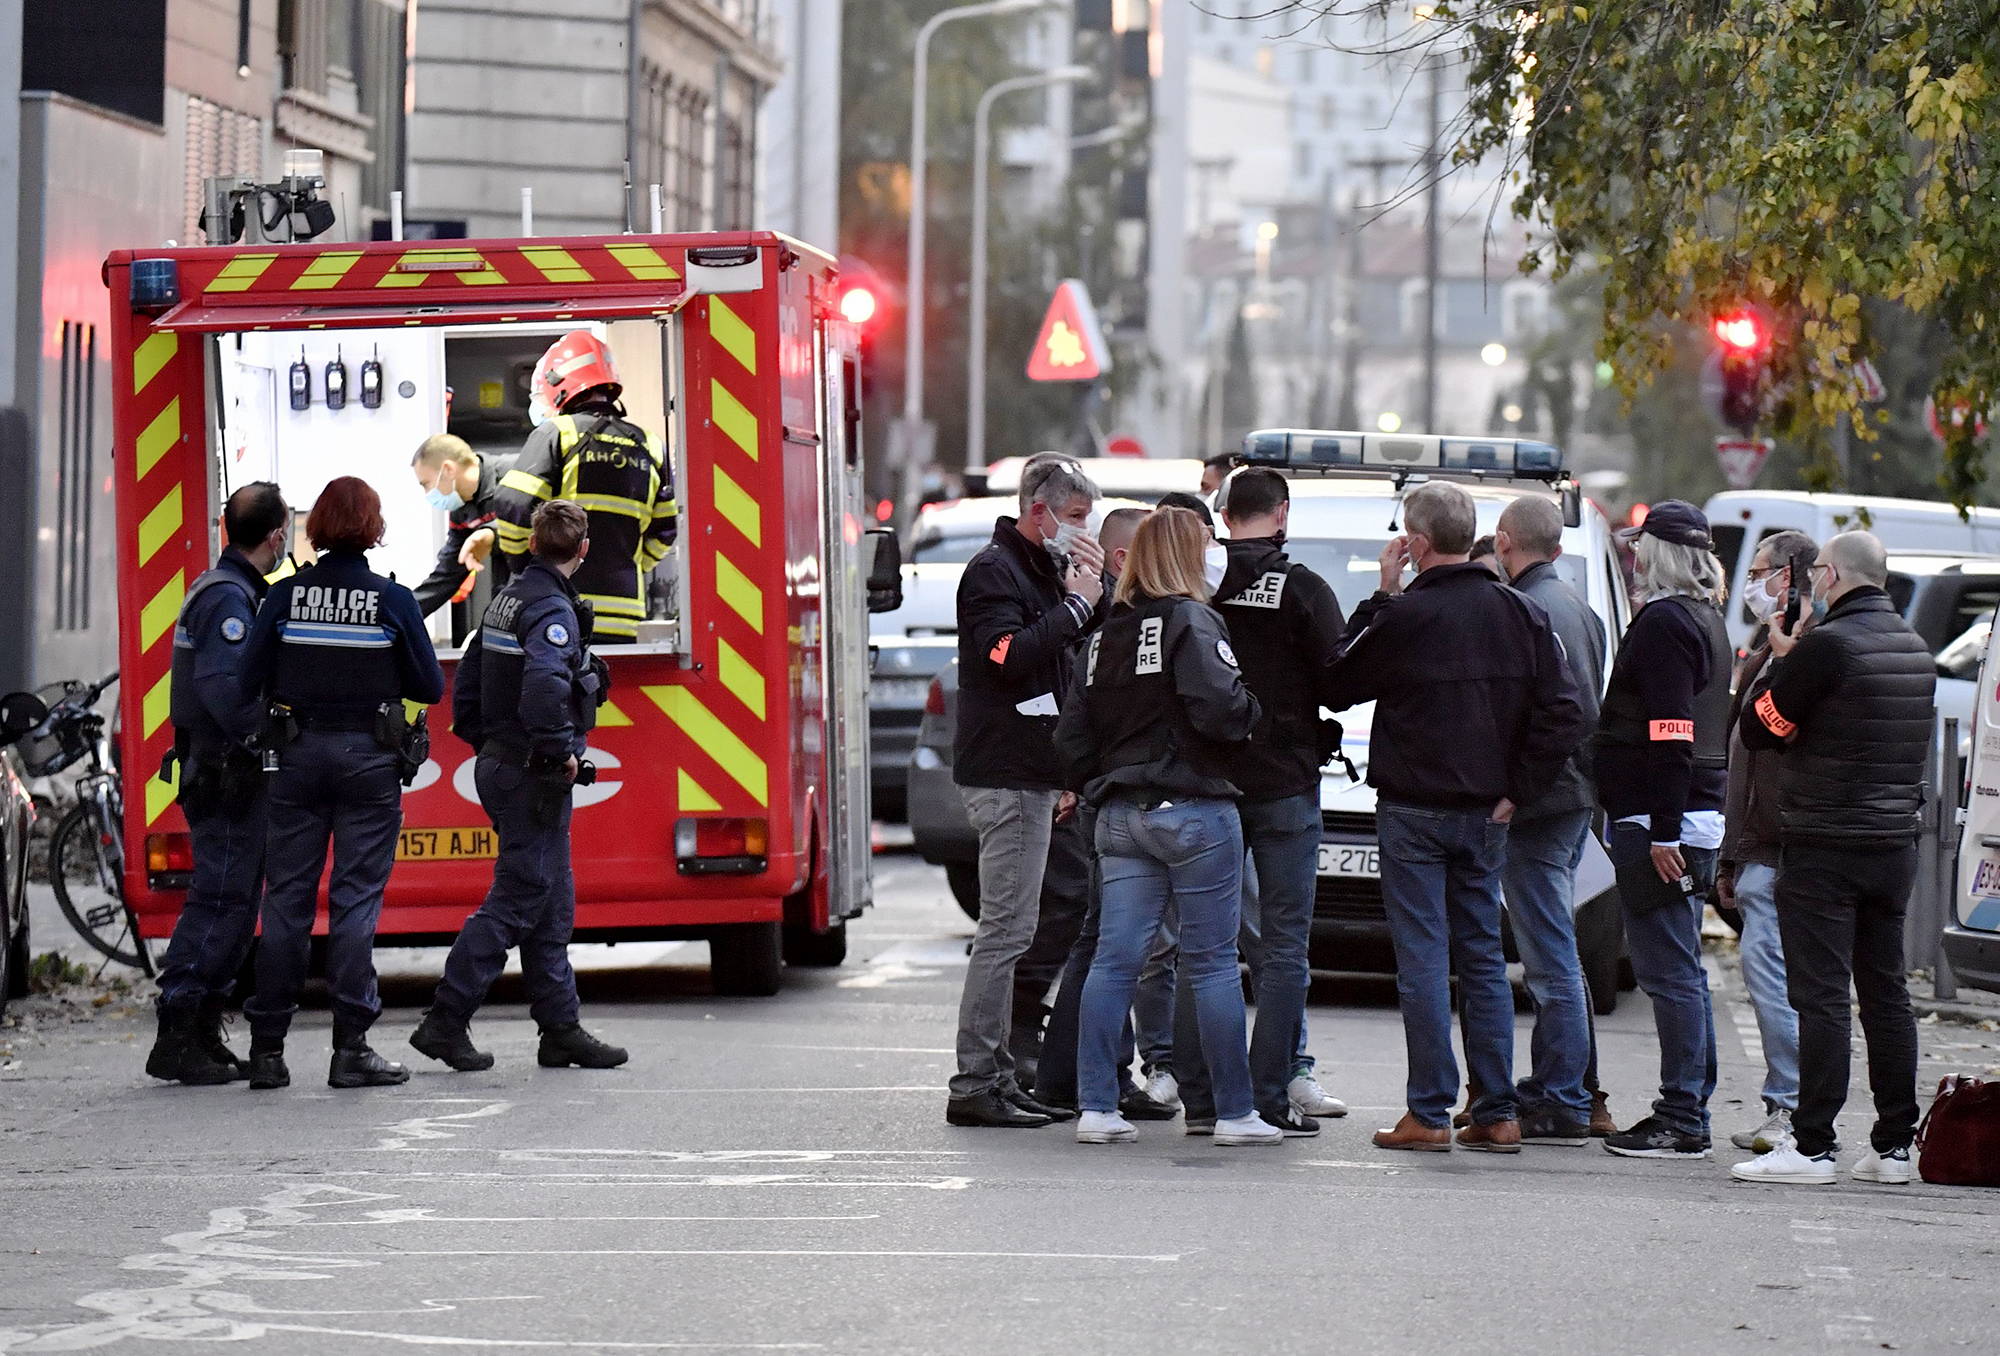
left=674, top=816, right=769, bottom=860
left=145, top=833, right=193, bottom=873
left=924, top=678, right=946, bottom=715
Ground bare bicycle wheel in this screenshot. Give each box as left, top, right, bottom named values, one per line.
left=49, top=804, right=150, bottom=972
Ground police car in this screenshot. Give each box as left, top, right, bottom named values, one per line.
left=1238, top=429, right=1634, bottom=1010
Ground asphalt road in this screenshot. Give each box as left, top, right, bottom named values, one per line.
left=4, top=850, right=1999, bottom=1355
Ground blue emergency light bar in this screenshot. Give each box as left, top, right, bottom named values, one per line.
left=1240, top=428, right=1565, bottom=481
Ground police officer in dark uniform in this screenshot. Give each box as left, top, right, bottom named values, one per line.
left=410, top=432, right=516, bottom=620
left=238, top=475, right=445, bottom=1090
left=146, top=482, right=291, bottom=1085
left=409, top=499, right=627, bottom=1072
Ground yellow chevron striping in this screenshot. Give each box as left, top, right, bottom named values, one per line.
left=709, top=297, right=757, bottom=374
left=595, top=697, right=633, bottom=728
left=133, top=330, right=178, bottom=393
left=137, top=483, right=184, bottom=565
left=136, top=398, right=181, bottom=479
left=521, top=246, right=593, bottom=283
left=716, top=637, right=767, bottom=720
left=146, top=768, right=178, bottom=826
left=713, top=551, right=764, bottom=634
left=290, top=251, right=365, bottom=289
left=376, top=248, right=505, bottom=288
left=711, top=379, right=758, bottom=460
left=644, top=685, right=767, bottom=806
left=143, top=672, right=172, bottom=738
left=141, top=569, right=186, bottom=650
left=711, top=464, right=761, bottom=547
left=678, top=768, right=721, bottom=812
left=205, top=252, right=277, bottom=293
left=607, top=243, right=680, bottom=280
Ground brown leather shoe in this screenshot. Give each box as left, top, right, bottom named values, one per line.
left=1373, top=1112, right=1452, bottom=1152
left=1453, top=1083, right=1482, bottom=1129
left=1457, top=1119, right=1522, bottom=1153
left=1588, top=1091, right=1616, bottom=1138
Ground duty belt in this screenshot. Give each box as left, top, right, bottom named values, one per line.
left=293, top=711, right=379, bottom=733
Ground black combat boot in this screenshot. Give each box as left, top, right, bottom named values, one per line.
left=144, top=1004, right=236, bottom=1086
left=195, top=996, right=247, bottom=1081
left=247, top=1036, right=290, bottom=1091
left=537, top=1022, right=629, bottom=1069
left=409, top=1008, right=496, bottom=1072
left=328, top=1028, right=411, bottom=1088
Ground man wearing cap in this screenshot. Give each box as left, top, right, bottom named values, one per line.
left=1595, top=501, right=1734, bottom=1160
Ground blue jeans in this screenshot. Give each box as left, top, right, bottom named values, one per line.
left=1133, top=904, right=1177, bottom=1073
left=157, top=796, right=266, bottom=1010
left=1375, top=800, right=1518, bottom=1128
left=1081, top=798, right=1251, bottom=1119
left=433, top=753, right=581, bottom=1029
left=1503, top=810, right=1595, bottom=1117
left=1733, top=862, right=1800, bottom=1112
left=1609, top=822, right=1717, bottom=1138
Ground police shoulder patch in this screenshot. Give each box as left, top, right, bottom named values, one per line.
left=1216, top=638, right=1239, bottom=668
left=545, top=622, right=571, bottom=647
left=220, top=615, right=246, bottom=642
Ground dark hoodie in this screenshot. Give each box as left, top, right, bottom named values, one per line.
left=1211, top=535, right=1348, bottom=801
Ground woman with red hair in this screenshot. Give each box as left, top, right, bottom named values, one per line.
left=238, top=475, right=444, bottom=1091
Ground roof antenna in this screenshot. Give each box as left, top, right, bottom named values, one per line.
left=622, top=159, right=635, bottom=233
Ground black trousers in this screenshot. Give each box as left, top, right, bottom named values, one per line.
left=1011, top=810, right=1091, bottom=1029
left=1776, top=843, right=1921, bottom=1157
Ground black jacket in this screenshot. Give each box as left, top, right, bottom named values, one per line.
left=1211, top=536, right=1346, bottom=801
left=1507, top=558, right=1606, bottom=821
left=1055, top=593, right=1260, bottom=804
left=240, top=550, right=445, bottom=720
left=1739, top=585, right=1936, bottom=850
left=953, top=517, right=1096, bottom=790
left=413, top=452, right=516, bottom=616
left=1323, top=562, right=1587, bottom=810
left=1594, top=595, right=1731, bottom=841
left=170, top=546, right=270, bottom=755
left=454, top=558, right=600, bottom=761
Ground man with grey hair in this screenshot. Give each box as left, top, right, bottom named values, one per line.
left=1324, top=480, right=1588, bottom=1153
left=1491, top=493, right=1609, bottom=1143
left=948, top=454, right=1104, bottom=1128
left=1733, top=529, right=1934, bottom=1186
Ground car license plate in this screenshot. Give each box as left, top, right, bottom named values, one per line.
left=871, top=677, right=933, bottom=706
left=1972, top=855, right=2000, bottom=899
left=1318, top=843, right=1380, bottom=878
left=396, top=827, right=497, bottom=862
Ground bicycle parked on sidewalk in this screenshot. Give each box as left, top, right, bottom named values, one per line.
left=1, top=673, right=149, bottom=973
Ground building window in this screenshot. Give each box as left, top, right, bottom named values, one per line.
left=1319, top=94, right=1334, bottom=130
left=716, top=112, right=754, bottom=231
left=184, top=95, right=264, bottom=245
left=640, top=63, right=711, bottom=231
left=1502, top=281, right=1549, bottom=340
left=54, top=322, right=97, bottom=633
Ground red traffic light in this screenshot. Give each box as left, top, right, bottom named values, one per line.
left=840, top=286, right=878, bottom=325
left=1712, top=313, right=1764, bottom=351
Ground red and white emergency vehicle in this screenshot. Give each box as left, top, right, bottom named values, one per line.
left=102, top=230, right=888, bottom=994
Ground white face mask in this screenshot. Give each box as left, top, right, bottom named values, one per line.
left=1203, top=542, right=1228, bottom=592
left=1047, top=519, right=1084, bottom=558
left=1747, top=573, right=1784, bottom=620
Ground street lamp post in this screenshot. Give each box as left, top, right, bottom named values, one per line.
left=901, top=0, right=1057, bottom=509
left=968, top=64, right=1092, bottom=473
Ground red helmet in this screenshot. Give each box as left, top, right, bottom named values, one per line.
left=533, top=330, right=620, bottom=413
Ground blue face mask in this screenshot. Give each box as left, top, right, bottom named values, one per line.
left=425, top=468, right=465, bottom=513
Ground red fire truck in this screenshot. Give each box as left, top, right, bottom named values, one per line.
left=102, top=231, right=890, bottom=995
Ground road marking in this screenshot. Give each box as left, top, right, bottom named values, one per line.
left=376, top=1102, right=512, bottom=1151
left=584, top=1086, right=948, bottom=1094
left=490, top=1150, right=964, bottom=1164
left=298, top=1214, right=881, bottom=1226
left=1728, top=998, right=1766, bottom=1063
left=316, top=1249, right=1178, bottom=1263
left=1297, top=1159, right=1403, bottom=1173
left=321, top=1172, right=974, bottom=1191
left=744, top=1044, right=956, bottom=1055
left=836, top=963, right=944, bottom=990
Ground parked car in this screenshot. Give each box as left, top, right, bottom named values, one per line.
left=1947, top=605, right=2000, bottom=994
left=976, top=455, right=1204, bottom=503
left=908, top=657, right=981, bottom=916
left=0, top=694, right=41, bottom=1014
left=868, top=635, right=958, bottom=823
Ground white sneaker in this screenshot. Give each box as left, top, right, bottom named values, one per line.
left=1144, top=1067, right=1181, bottom=1111
left=1729, top=1143, right=1836, bottom=1185
left=1075, top=1110, right=1137, bottom=1144
left=1730, top=1107, right=1793, bottom=1153
left=1213, top=1113, right=1284, bottom=1146
left=1851, top=1145, right=1913, bottom=1185
left=1289, top=1072, right=1349, bottom=1118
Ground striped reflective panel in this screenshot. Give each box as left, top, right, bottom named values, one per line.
left=716, top=637, right=766, bottom=719
left=146, top=764, right=179, bottom=824
left=607, top=244, right=680, bottom=280
left=205, top=252, right=277, bottom=292
left=708, top=297, right=756, bottom=373
left=133, top=331, right=178, bottom=393
left=136, top=398, right=181, bottom=479
left=375, top=248, right=506, bottom=288
left=713, top=552, right=763, bottom=634
left=500, top=469, right=553, bottom=500
left=290, top=251, right=365, bottom=290
left=644, top=685, right=767, bottom=806
left=280, top=621, right=392, bottom=649
left=143, top=672, right=172, bottom=738
left=678, top=767, right=721, bottom=812
left=710, top=466, right=760, bottom=547
left=481, top=628, right=524, bottom=654
left=141, top=571, right=186, bottom=650
left=711, top=380, right=758, bottom=460
left=137, top=483, right=183, bottom=564
left=521, top=246, right=593, bottom=283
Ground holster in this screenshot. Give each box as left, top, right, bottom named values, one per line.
left=525, top=750, right=571, bottom=827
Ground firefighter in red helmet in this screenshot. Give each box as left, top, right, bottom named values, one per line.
left=492, top=331, right=677, bottom=642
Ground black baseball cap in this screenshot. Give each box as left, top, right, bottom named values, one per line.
left=1618, top=499, right=1713, bottom=550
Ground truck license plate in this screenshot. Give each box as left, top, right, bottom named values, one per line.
left=1972, top=855, right=2000, bottom=899
left=1317, top=843, right=1380, bottom=879
left=397, top=827, right=498, bottom=862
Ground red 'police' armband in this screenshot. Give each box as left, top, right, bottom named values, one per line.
left=1648, top=719, right=1695, bottom=742
left=1753, top=690, right=1796, bottom=739
left=989, top=634, right=1013, bottom=665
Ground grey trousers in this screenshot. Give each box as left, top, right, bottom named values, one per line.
left=950, top=785, right=1060, bottom=1098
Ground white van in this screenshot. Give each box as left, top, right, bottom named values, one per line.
left=1702, top=491, right=2000, bottom=651
left=1949, top=616, right=2000, bottom=994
